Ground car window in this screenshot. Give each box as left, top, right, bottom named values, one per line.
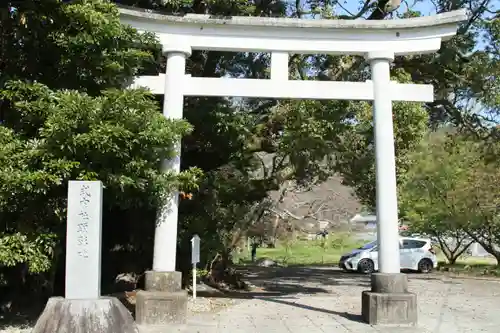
left=358, top=241, right=377, bottom=250
left=401, top=239, right=427, bottom=249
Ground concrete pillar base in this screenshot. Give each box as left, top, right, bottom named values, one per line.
left=145, top=271, right=183, bottom=292
left=135, top=290, right=188, bottom=325
left=361, top=273, right=417, bottom=325
left=135, top=271, right=188, bottom=326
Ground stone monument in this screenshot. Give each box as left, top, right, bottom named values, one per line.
left=32, top=181, right=138, bottom=333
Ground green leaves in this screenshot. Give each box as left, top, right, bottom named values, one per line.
left=334, top=100, right=428, bottom=209
left=1, top=0, right=160, bottom=94
left=0, top=1, right=202, bottom=286
left=399, top=131, right=500, bottom=262
left=0, top=81, right=202, bottom=277
left=1, top=80, right=198, bottom=209
left=0, top=232, right=58, bottom=274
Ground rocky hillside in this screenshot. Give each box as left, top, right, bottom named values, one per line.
left=250, top=152, right=364, bottom=234
left=269, top=175, right=363, bottom=233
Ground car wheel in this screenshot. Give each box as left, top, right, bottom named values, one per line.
left=417, top=258, right=433, bottom=273
left=357, top=259, right=375, bottom=274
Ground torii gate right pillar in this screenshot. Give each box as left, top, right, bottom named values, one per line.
left=361, top=51, right=417, bottom=325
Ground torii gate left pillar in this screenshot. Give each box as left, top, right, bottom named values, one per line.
left=134, top=44, right=192, bottom=327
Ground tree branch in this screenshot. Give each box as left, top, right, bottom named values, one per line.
left=368, top=0, right=401, bottom=20
left=338, top=0, right=373, bottom=19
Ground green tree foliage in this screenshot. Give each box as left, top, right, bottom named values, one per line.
left=0, top=0, right=160, bottom=93
left=393, top=2, right=499, bottom=132
left=449, top=140, right=500, bottom=264
left=396, top=5, right=499, bottom=265
left=476, top=18, right=500, bottom=113
left=399, top=131, right=476, bottom=263
left=335, top=99, right=428, bottom=209
left=0, top=0, right=200, bottom=302
left=400, top=131, right=500, bottom=264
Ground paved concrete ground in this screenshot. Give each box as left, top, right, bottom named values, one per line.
left=5, top=266, right=498, bottom=333
left=180, top=266, right=500, bottom=333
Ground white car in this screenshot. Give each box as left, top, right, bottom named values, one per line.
left=339, top=237, right=438, bottom=274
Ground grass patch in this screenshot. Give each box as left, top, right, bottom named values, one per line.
left=234, top=235, right=500, bottom=277
left=235, top=233, right=367, bottom=266
left=437, top=256, right=500, bottom=277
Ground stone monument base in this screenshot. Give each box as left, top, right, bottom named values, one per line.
left=135, top=271, right=188, bottom=326
left=32, top=296, right=138, bottom=333
left=361, top=273, right=417, bottom=325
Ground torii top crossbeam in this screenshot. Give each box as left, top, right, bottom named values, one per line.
left=121, top=7, right=468, bottom=102
left=119, top=7, right=468, bottom=55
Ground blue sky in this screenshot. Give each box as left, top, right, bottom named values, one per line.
left=287, top=0, right=439, bottom=18
left=290, top=0, right=497, bottom=22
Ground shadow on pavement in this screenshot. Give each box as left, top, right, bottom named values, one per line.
left=197, top=266, right=368, bottom=325
left=238, top=265, right=371, bottom=289
left=198, top=265, right=370, bottom=300
left=260, top=297, right=365, bottom=324
left=200, top=265, right=451, bottom=303
left=196, top=281, right=330, bottom=299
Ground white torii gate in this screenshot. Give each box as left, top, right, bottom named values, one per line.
left=119, top=6, right=467, bottom=325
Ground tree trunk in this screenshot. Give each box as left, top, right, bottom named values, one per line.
left=494, top=254, right=500, bottom=267
left=47, top=245, right=63, bottom=298
left=435, top=233, right=472, bottom=265
left=271, top=215, right=279, bottom=247
left=464, top=230, right=500, bottom=266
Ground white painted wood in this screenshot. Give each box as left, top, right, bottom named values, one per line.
left=156, top=34, right=443, bottom=56
left=119, top=8, right=468, bottom=55
left=128, top=75, right=165, bottom=93
left=65, top=181, right=103, bottom=299
left=129, top=75, right=434, bottom=102
left=367, top=51, right=401, bottom=274
left=153, top=49, right=190, bottom=272
left=270, top=52, right=289, bottom=80
left=119, top=8, right=467, bottom=31
left=184, top=77, right=434, bottom=102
